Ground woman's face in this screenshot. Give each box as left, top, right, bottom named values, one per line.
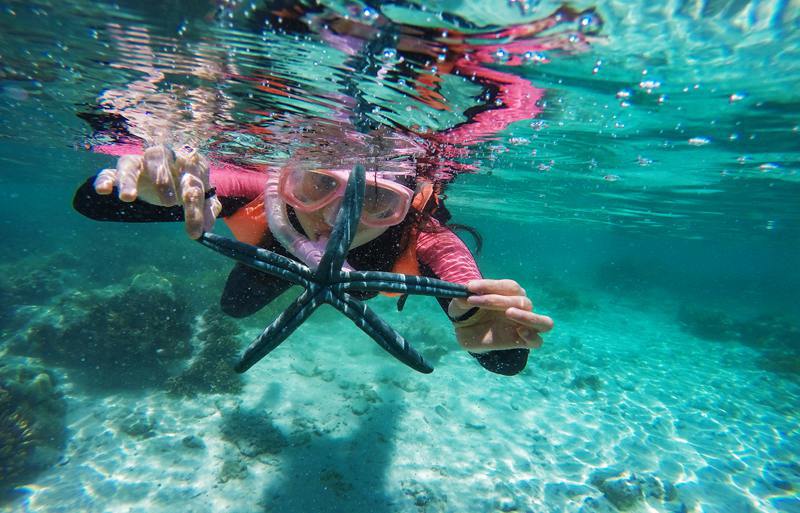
left=279, top=167, right=415, bottom=248
left=294, top=200, right=391, bottom=248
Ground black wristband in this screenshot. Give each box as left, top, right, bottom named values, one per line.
left=449, top=306, right=479, bottom=323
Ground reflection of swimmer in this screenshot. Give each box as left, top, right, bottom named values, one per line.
left=73, top=143, right=553, bottom=375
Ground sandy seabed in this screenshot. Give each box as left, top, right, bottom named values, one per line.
left=5, top=292, right=799, bottom=513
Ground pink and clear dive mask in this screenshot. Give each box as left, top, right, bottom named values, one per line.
left=278, top=167, right=414, bottom=228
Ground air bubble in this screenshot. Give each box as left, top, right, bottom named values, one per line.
left=639, top=80, right=661, bottom=92
left=522, top=51, right=548, bottom=64
left=729, top=92, right=747, bottom=103
left=493, top=48, right=509, bottom=63
left=688, top=137, right=711, bottom=146
left=381, top=48, right=397, bottom=62
left=361, top=7, right=379, bottom=21
left=577, top=11, right=602, bottom=34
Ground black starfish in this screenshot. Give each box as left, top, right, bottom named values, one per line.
left=198, top=165, right=470, bottom=374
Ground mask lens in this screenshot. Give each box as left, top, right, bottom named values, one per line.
left=363, top=185, right=407, bottom=224
left=287, top=169, right=341, bottom=206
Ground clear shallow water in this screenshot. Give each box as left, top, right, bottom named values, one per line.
left=1, top=1, right=799, bottom=512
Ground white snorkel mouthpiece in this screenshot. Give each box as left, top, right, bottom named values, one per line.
left=265, top=171, right=354, bottom=271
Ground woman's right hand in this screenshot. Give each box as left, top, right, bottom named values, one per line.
left=93, top=144, right=222, bottom=239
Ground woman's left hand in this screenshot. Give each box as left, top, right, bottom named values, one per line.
left=448, top=279, right=554, bottom=352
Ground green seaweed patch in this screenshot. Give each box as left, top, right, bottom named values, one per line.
left=167, top=309, right=244, bottom=397
left=0, top=358, right=67, bottom=493
left=14, top=271, right=192, bottom=389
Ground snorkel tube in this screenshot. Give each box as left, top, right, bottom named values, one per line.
left=265, top=170, right=354, bottom=271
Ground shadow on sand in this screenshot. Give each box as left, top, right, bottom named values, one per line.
left=254, top=381, right=404, bottom=513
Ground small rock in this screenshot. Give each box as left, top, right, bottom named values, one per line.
left=599, top=476, right=643, bottom=511
left=219, top=458, right=248, bottom=483
left=119, top=412, right=157, bottom=439
left=642, top=475, right=665, bottom=499
left=589, top=466, right=624, bottom=487
left=351, top=398, right=370, bottom=416
left=181, top=435, right=205, bottom=449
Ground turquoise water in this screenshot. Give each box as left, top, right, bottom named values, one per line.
left=1, top=1, right=799, bottom=512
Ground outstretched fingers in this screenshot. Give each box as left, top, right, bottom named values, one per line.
left=180, top=173, right=206, bottom=239
left=466, top=293, right=532, bottom=311
left=142, top=145, right=178, bottom=205
left=467, top=278, right=526, bottom=297
left=93, top=168, right=118, bottom=195
left=115, top=154, right=144, bottom=202
left=177, top=147, right=214, bottom=238
left=506, top=307, right=554, bottom=333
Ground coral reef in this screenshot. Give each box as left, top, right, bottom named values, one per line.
left=0, top=357, right=67, bottom=491
left=677, top=306, right=740, bottom=341
left=678, top=307, right=800, bottom=378
left=14, top=270, right=192, bottom=388
left=167, top=308, right=244, bottom=397
left=0, top=251, right=80, bottom=334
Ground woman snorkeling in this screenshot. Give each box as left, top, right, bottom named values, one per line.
left=71, top=3, right=602, bottom=374
left=73, top=142, right=553, bottom=376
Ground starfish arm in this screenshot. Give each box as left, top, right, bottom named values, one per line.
left=198, top=232, right=311, bottom=286
left=235, top=288, right=322, bottom=373
left=332, top=291, right=433, bottom=374
left=316, top=165, right=364, bottom=281
left=340, top=271, right=470, bottom=298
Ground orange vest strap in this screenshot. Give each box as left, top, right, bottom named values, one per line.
left=381, top=183, right=437, bottom=297
left=222, top=193, right=268, bottom=246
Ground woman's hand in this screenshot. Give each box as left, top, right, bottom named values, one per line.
left=448, top=279, right=554, bottom=352
left=93, top=144, right=222, bottom=239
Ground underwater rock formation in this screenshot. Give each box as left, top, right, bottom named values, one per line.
left=167, top=308, right=244, bottom=397
left=0, top=357, right=67, bottom=491
left=677, top=307, right=800, bottom=378
left=588, top=468, right=678, bottom=512
left=677, top=306, right=740, bottom=342
left=16, top=270, right=192, bottom=388
left=0, top=252, right=81, bottom=335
